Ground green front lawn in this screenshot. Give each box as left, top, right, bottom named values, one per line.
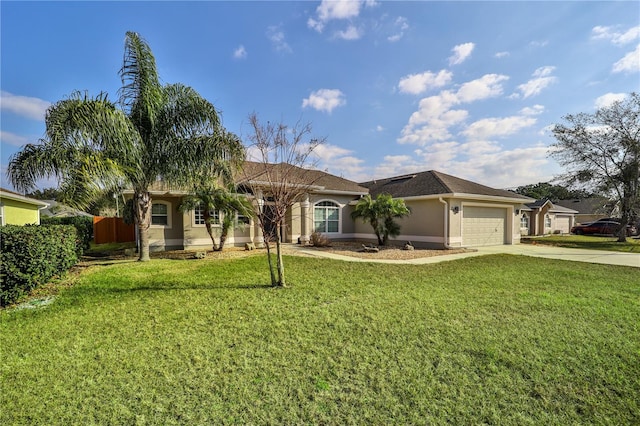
left=523, top=235, right=640, bottom=253
left=2, top=255, right=639, bottom=424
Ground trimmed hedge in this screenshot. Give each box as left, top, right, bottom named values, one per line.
left=1, top=225, right=79, bottom=307
left=41, top=216, right=93, bottom=255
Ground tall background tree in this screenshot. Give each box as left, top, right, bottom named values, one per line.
left=513, top=182, right=592, bottom=202
left=241, top=113, right=325, bottom=287
left=351, top=193, right=411, bottom=246
left=551, top=92, right=639, bottom=242
left=8, top=32, right=244, bottom=260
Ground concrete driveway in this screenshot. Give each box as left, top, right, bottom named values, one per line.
left=473, top=244, right=640, bottom=268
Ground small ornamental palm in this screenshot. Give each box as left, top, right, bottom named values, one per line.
left=179, top=186, right=254, bottom=251
left=351, top=193, right=411, bottom=245
left=8, top=32, right=244, bottom=261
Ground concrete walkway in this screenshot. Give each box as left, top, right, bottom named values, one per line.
left=296, top=244, right=640, bottom=268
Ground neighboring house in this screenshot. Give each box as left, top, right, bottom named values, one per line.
left=359, top=171, right=533, bottom=248
left=0, top=188, right=49, bottom=226
left=555, top=197, right=615, bottom=224
left=520, top=198, right=578, bottom=236
left=124, top=167, right=538, bottom=251
left=40, top=200, right=94, bottom=218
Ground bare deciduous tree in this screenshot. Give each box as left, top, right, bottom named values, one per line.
left=240, top=113, right=325, bottom=287
left=551, top=92, right=639, bottom=242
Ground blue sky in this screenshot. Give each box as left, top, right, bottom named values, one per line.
left=1, top=1, right=639, bottom=191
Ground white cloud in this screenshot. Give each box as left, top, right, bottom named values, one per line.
left=612, top=44, right=640, bottom=73
left=462, top=116, right=537, bottom=140
left=456, top=74, right=509, bottom=103
left=529, top=40, right=549, bottom=48
left=0, top=91, right=50, bottom=121
left=515, top=66, right=557, bottom=98
left=0, top=130, right=30, bottom=147
left=399, top=74, right=509, bottom=146
left=594, top=92, right=628, bottom=109
left=233, top=45, right=247, bottom=59
left=519, top=105, right=544, bottom=116
left=335, top=25, right=362, bottom=40
left=448, top=42, right=475, bottom=66
left=308, top=0, right=368, bottom=33
left=302, top=89, right=346, bottom=114
left=388, top=16, right=408, bottom=42
left=494, top=51, right=509, bottom=58
left=267, top=26, right=292, bottom=53
left=310, top=143, right=366, bottom=180
left=592, top=25, right=640, bottom=45
left=397, top=70, right=453, bottom=95
left=376, top=125, right=385, bottom=132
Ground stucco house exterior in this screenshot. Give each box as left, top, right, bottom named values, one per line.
left=359, top=171, right=533, bottom=248
left=520, top=198, right=578, bottom=236
left=127, top=166, right=536, bottom=251
left=124, top=163, right=369, bottom=252
left=0, top=188, right=49, bottom=226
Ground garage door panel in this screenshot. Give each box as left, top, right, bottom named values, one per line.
left=555, top=216, right=570, bottom=234
left=463, top=207, right=506, bottom=246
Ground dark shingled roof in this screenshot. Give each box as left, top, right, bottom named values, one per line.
left=239, top=162, right=369, bottom=194
left=360, top=170, right=530, bottom=200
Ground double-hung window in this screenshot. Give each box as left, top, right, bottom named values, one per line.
left=314, top=201, right=339, bottom=233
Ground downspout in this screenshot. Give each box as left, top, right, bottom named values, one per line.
left=438, top=197, right=453, bottom=249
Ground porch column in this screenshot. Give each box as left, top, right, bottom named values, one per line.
left=300, top=195, right=310, bottom=245
left=254, top=191, right=265, bottom=248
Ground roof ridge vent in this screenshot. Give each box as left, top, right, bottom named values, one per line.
left=390, top=174, right=416, bottom=182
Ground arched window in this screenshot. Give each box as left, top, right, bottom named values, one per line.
left=544, top=214, right=552, bottom=229
left=314, top=201, right=340, bottom=233
left=151, top=201, right=172, bottom=228
left=520, top=213, right=529, bottom=229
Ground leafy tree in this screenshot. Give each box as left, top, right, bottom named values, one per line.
left=241, top=113, right=325, bottom=287
left=7, top=32, right=244, bottom=260
left=514, top=182, right=592, bottom=201
left=351, top=193, right=411, bottom=246
left=551, top=92, right=639, bottom=242
left=26, top=187, right=63, bottom=200
left=178, top=186, right=254, bottom=251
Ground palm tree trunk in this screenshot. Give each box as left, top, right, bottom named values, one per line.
left=135, top=191, right=152, bottom=262
left=203, top=211, right=218, bottom=250
left=217, top=217, right=232, bottom=251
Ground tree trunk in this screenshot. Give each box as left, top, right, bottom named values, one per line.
left=217, top=217, right=231, bottom=251
left=204, top=211, right=218, bottom=250
left=264, top=240, right=277, bottom=286
left=135, top=191, right=152, bottom=262
left=275, top=224, right=285, bottom=287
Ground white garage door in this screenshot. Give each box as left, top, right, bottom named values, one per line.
left=555, top=215, right=571, bottom=234
left=462, top=207, right=507, bottom=246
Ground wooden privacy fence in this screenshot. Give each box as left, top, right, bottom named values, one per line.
left=93, top=216, right=135, bottom=244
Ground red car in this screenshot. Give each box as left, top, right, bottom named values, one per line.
left=571, top=220, right=637, bottom=236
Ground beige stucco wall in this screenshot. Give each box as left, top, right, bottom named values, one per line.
left=147, top=196, right=184, bottom=251
left=1, top=198, right=42, bottom=225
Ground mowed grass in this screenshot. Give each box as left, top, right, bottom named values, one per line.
left=523, top=234, right=640, bottom=253
left=1, top=255, right=639, bottom=424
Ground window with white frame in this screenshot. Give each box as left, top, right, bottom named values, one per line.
left=314, top=201, right=340, bottom=233
left=151, top=201, right=171, bottom=227
left=520, top=213, right=529, bottom=229
left=544, top=214, right=552, bottom=229
left=194, top=204, right=220, bottom=226
left=236, top=212, right=251, bottom=225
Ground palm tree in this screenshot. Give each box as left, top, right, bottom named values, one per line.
left=8, top=32, right=244, bottom=261
left=351, top=193, right=411, bottom=245
left=178, top=186, right=254, bottom=251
